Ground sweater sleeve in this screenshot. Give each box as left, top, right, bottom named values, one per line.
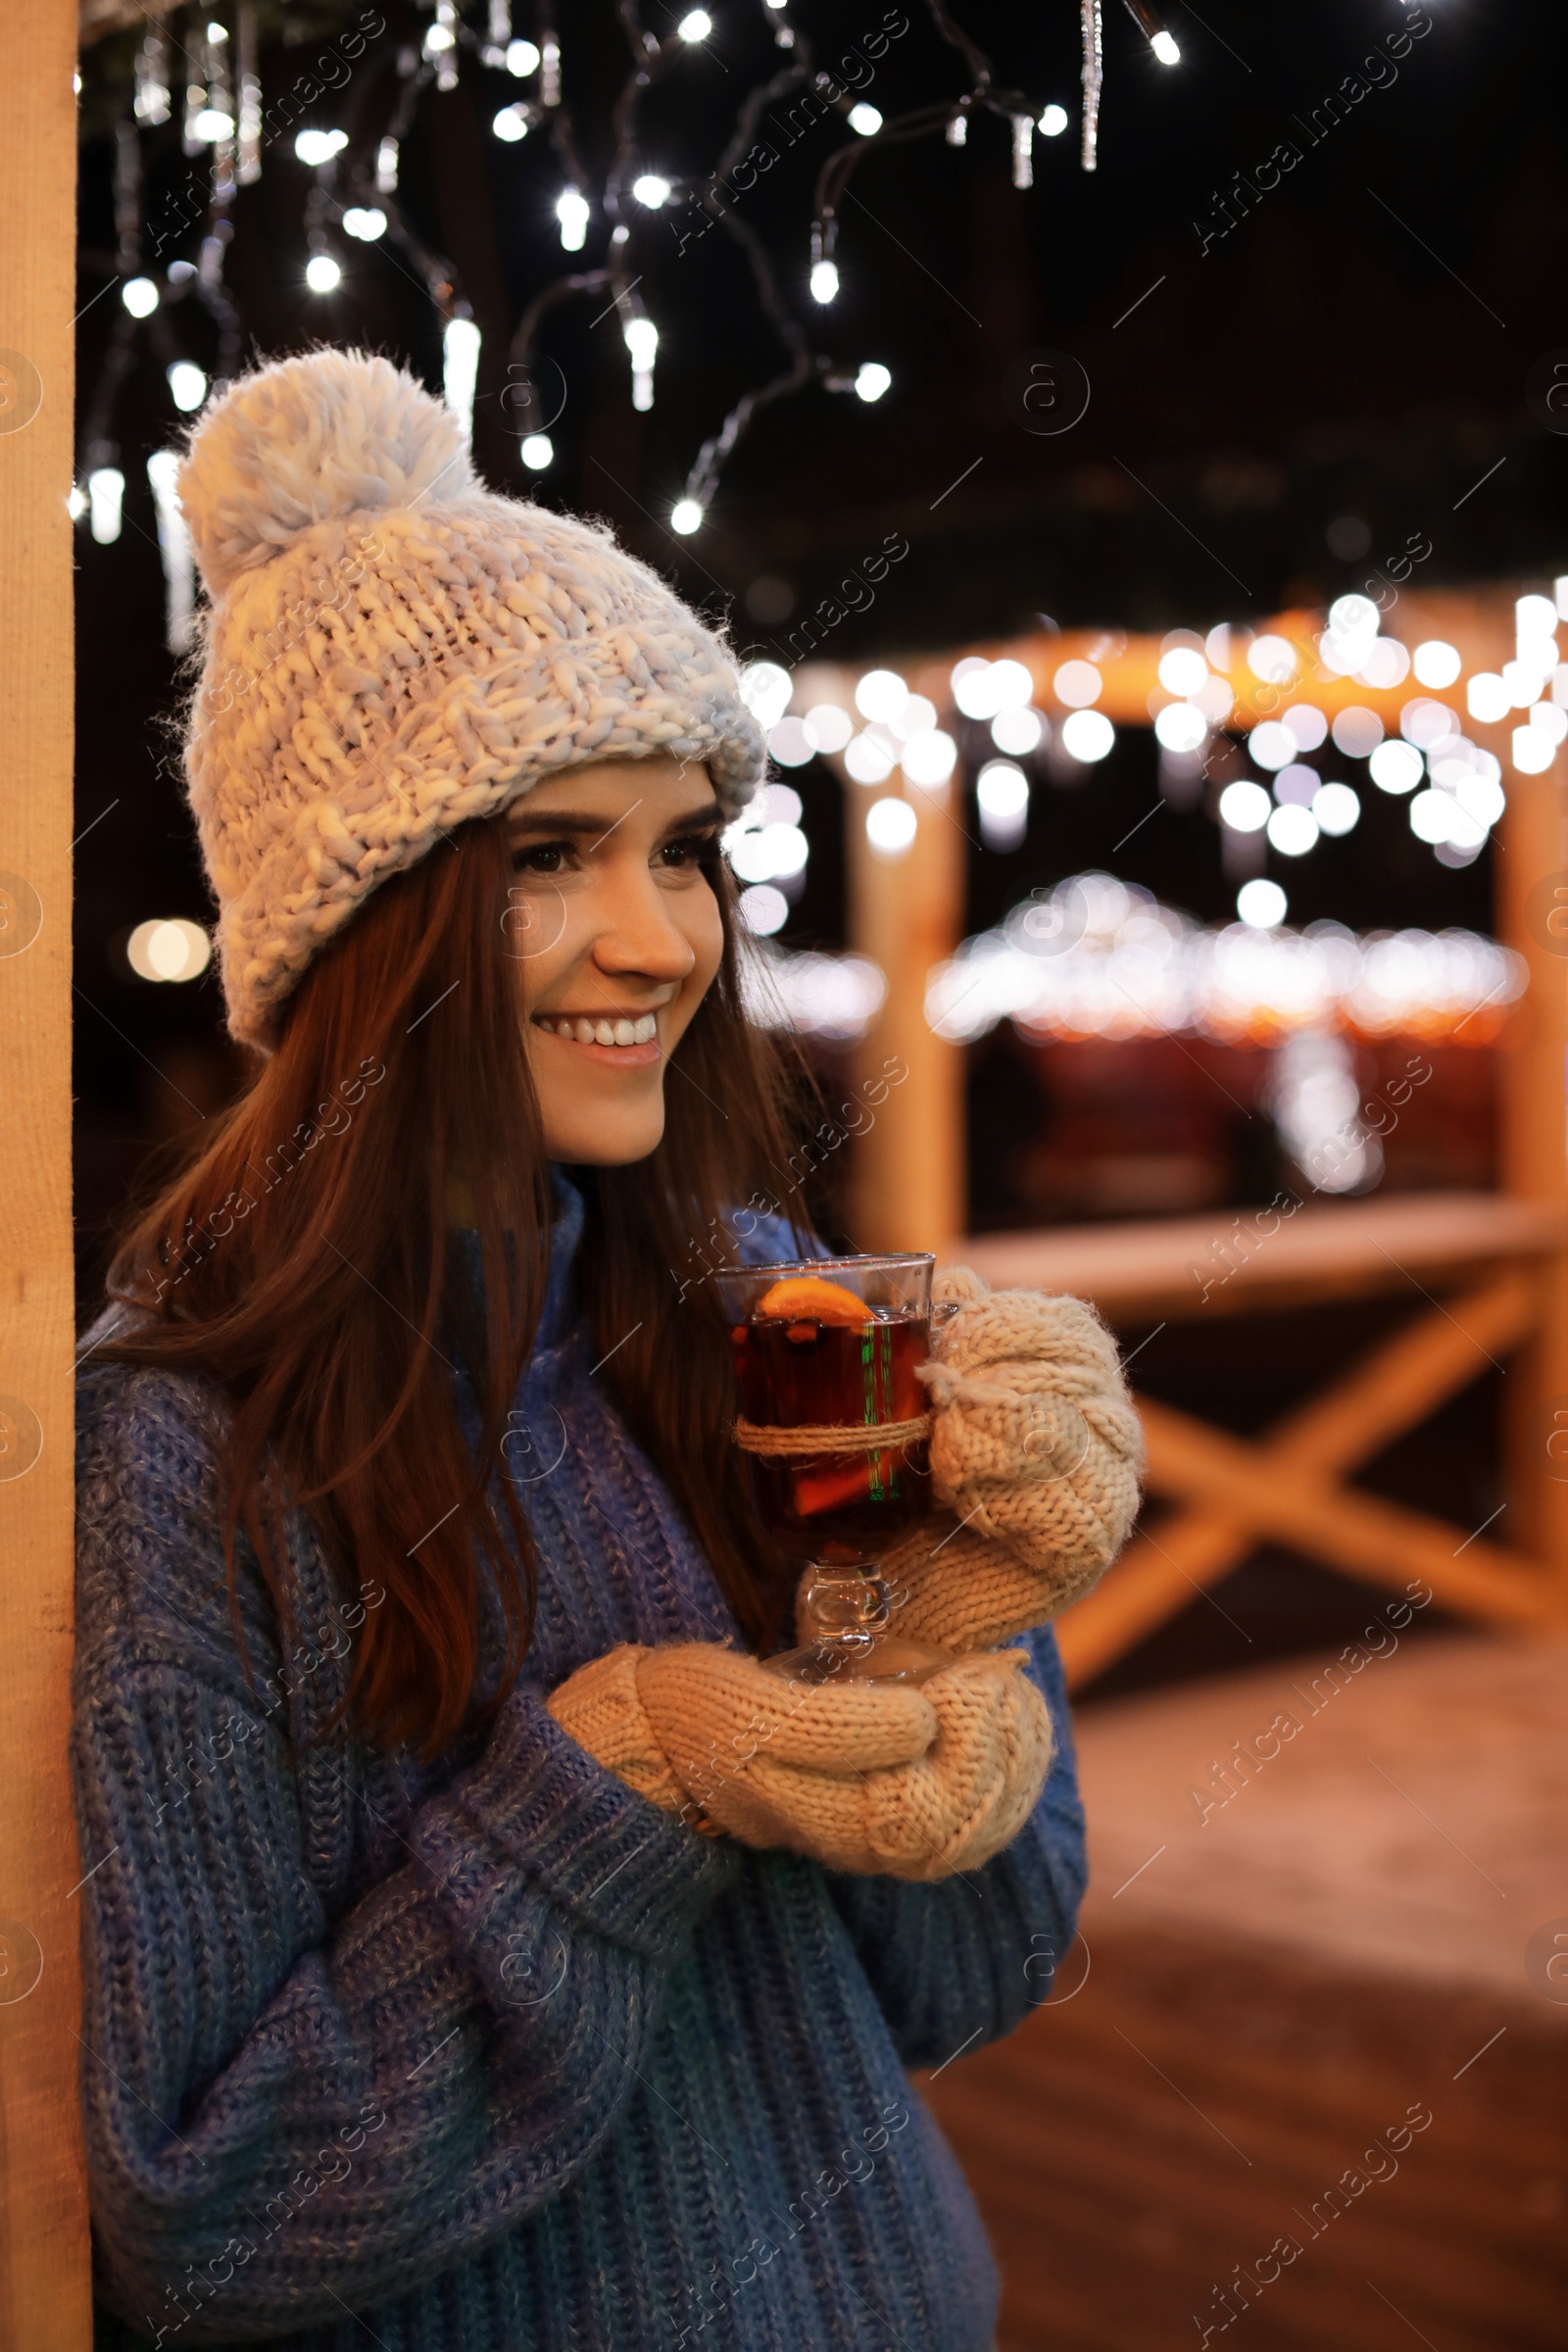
left=73, top=1366, right=737, bottom=2342
left=822, top=1624, right=1088, bottom=2068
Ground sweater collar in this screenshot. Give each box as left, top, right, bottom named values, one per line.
left=451, top=1163, right=586, bottom=1358
left=538, top=1163, right=586, bottom=1350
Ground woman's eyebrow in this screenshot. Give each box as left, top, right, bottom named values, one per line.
left=507, top=800, right=724, bottom=839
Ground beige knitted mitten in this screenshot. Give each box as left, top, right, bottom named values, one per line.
left=882, top=1265, right=1145, bottom=1654
left=547, top=1642, right=1053, bottom=1882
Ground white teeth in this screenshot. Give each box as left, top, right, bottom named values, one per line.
left=593, top=1020, right=616, bottom=1047
left=612, top=1018, right=636, bottom=1046
left=634, top=1013, right=658, bottom=1043
left=574, top=1018, right=596, bottom=1045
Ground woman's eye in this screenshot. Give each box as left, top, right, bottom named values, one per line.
left=661, top=834, right=716, bottom=868
left=513, top=842, right=568, bottom=874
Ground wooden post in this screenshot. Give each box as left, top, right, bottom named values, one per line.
left=1495, top=744, right=1568, bottom=1577
left=0, top=4, right=91, bottom=2346
left=843, top=766, right=966, bottom=1258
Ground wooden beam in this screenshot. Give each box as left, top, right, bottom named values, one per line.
left=839, top=753, right=965, bottom=1256
left=0, top=4, right=89, bottom=2347
left=1135, top=1396, right=1552, bottom=1628
left=1056, top=1272, right=1540, bottom=1686
left=1495, top=746, right=1568, bottom=1589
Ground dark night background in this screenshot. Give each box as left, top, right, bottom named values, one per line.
left=71, top=0, right=1559, bottom=1690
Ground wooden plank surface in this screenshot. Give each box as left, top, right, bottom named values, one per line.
left=0, top=4, right=89, bottom=2347
left=956, top=1189, right=1568, bottom=1322
left=921, top=1633, right=1568, bottom=2351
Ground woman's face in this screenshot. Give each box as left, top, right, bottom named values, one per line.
left=505, top=755, right=727, bottom=1164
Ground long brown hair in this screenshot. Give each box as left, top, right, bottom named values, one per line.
left=97, top=805, right=814, bottom=1762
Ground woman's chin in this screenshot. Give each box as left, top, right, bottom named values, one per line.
left=541, top=1095, right=667, bottom=1167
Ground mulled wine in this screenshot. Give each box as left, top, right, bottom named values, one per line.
left=727, top=1307, right=932, bottom=1563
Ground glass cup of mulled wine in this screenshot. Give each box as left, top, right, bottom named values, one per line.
left=715, top=1251, right=959, bottom=1686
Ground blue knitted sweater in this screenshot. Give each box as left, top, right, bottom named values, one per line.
left=73, top=1174, right=1086, bottom=2351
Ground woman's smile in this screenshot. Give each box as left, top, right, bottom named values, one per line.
left=530, top=1008, right=663, bottom=1065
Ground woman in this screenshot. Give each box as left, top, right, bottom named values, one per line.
left=74, top=350, right=1142, bottom=2350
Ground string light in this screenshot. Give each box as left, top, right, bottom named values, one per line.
left=632, top=173, right=671, bottom=207
left=87, top=466, right=124, bottom=546
left=166, top=361, right=208, bottom=412
left=624, top=314, right=659, bottom=412
left=670, top=498, right=704, bottom=535
left=521, top=433, right=554, bottom=470
left=556, top=188, right=590, bottom=251
left=493, top=106, right=528, bottom=143
left=121, top=275, right=159, bottom=317
left=848, top=104, right=882, bottom=136
left=854, top=362, right=891, bottom=403
left=443, top=317, right=481, bottom=440
left=809, top=260, right=839, bottom=304
left=677, top=10, right=711, bottom=40
left=146, top=449, right=195, bottom=652
left=305, top=253, right=341, bottom=292
left=507, top=38, right=540, bottom=76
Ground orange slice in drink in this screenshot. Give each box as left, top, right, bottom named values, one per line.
left=756, top=1274, right=870, bottom=1326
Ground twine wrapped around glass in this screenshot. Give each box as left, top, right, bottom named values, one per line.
left=717, top=1251, right=958, bottom=1685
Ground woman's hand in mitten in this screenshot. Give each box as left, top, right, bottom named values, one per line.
left=855, top=1647, right=1054, bottom=1882
left=546, top=1641, right=940, bottom=1873
left=547, top=1642, right=1052, bottom=1884
left=885, top=1264, right=1145, bottom=1653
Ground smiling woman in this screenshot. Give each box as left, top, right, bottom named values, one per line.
left=68, top=348, right=1095, bottom=2352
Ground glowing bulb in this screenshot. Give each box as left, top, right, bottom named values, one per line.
left=167, top=361, right=208, bottom=412
left=122, top=275, right=159, bottom=318
left=1154, top=703, right=1206, bottom=755
left=1312, top=782, right=1360, bottom=835
left=306, top=254, right=341, bottom=292
left=493, top=106, right=528, bottom=142
left=1237, top=879, right=1286, bottom=929
left=1053, top=660, right=1102, bottom=709
left=1038, top=103, right=1069, bottom=136
left=992, top=707, right=1044, bottom=755
left=809, top=259, right=839, bottom=304
left=1266, top=803, right=1318, bottom=857
left=1218, top=781, right=1270, bottom=833
left=856, top=670, right=908, bottom=723
left=343, top=206, right=388, bottom=239
left=633, top=173, right=671, bottom=207
left=556, top=188, right=590, bottom=250
left=521, top=433, right=553, bottom=470
left=1152, top=30, right=1180, bottom=64
left=507, top=37, right=540, bottom=74
left=193, top=108, right=234, bottom=140
left=671, top=498, right=704, bottom=535
left=848, top=103, right=882, bottom=135
left=866, top=798, right=917, bottom=858
left=294, top=127, right=348, bottom=168
left=68, top=483, right=87, bottom=520
left=87, top=466, right=124, bottom=545
left=1157, top=647, right=1208, bottom=696
left=1060, top=710, right=1114, bottom=762
left=1369, top=740, right=1423, bottom=795
left=855, top=362, right=891, bottom=402
left=678, top=9, right=711, bottom=38
left=624, top=317, right=659, bottom=369
left=1413, top=639, right=1460, bottom=689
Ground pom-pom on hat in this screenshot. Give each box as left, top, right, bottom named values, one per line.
left=175, top=346, right=765, bottom=1051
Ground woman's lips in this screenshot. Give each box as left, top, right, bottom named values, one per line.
left=532, top=1011, right=662, bottom=1068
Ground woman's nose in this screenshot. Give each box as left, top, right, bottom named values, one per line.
left=589, top=870, right=699, bottom=982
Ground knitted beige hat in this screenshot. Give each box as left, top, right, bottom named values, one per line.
left=174, top=346, right=766, bottom=1050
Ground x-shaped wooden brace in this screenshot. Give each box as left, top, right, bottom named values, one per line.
left=1055, top=1270, right=1557, bottom=1689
